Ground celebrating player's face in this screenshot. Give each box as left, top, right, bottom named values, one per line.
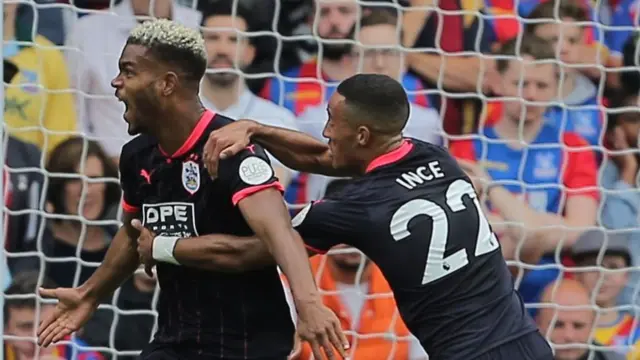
left=323, top=93, right=360, bottom=169
left=112, top=44, right=164, bottom=135
left=498, top=55, right=558, bottom=124
left=202, top=15, right=255, bottom=87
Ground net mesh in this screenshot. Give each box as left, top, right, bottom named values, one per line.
left=2, top=0, right=640, bottom=359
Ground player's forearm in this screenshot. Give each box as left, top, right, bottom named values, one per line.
left=250, top=123, right=347, bottom=176
left=171, top=234, right=275, bottom=271
left=261, top=227, right=321, bottom=304
left=79, top=226, right=139, bottom=301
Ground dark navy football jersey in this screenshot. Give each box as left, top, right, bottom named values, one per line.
left=119, top=110, right=294, bottom=359
left=292, top=139, right=539, bottom=360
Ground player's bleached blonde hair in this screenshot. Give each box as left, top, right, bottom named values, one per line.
left=127, top=19, right=208, bottom=83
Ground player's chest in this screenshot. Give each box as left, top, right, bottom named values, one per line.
left=136, top=154, right=229, bottom=206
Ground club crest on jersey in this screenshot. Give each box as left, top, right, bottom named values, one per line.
left=182, top=160, right=200, bottom=194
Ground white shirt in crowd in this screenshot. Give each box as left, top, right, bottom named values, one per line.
left=64, top=0, right=202, bottom=158
left=199, top=86, right=299, bottom=179
left=296, top=103, right=444, bottom=201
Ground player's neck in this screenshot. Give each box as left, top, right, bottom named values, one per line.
left=201, top=78, right=243, bottom=112
left=154, top=100, right=206, bottom=156
left=360, top=136, right=405, bottom=174
left=493, top=116, right=544, bottom=148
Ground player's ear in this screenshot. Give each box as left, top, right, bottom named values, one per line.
left=356, top=125, right=370, bottom=146
left=160, top=71, right=179, bottom=97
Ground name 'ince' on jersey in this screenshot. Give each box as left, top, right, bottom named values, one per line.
left=395, top=160, right=445, bottom=190
left=119, top=110, right=294, bottom=358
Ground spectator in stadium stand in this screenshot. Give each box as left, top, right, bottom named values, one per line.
left=41, top=137, right=121, bottom=289
left=295, top=9, right=443, bottom=201
left=449, top=36, right=599, bottom=313
left=199, top=0, right=299, bottom=188
left=570, top=230, right=640, bottom=357
left=3, top=1, right=77, bottom=157
left=283, top=179, right=429, bottom=360
left=400, top=0, right=506, bottom=135
left=64, top=0, right=202, bottom=165
left=536, top=279, right=625, bottom=360
left=522, top=1, right=606, bottom=151
left=599, top=89, right=640, bottom=306
left=4, top=271, right=104, bottom=360
left=258, top=0, right=357, bottom=116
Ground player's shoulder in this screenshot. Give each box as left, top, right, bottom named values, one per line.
left=120, top=135, right=157, bottom=165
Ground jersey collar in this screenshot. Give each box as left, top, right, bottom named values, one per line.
left=158, top=109, right=215, bottom=158
left=365, top=140, right=414, bottom=174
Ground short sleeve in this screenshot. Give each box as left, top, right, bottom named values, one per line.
left=291, top=199, right=363, bottom=254
left=217, top=143, right=285, bottom=206
left=119, top=149, right=141, bottom=213
left=449, top=140, right=477, bottom=162
left=562, top=133, right=599, bottom=201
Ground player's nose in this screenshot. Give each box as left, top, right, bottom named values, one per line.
left=111, top=75, right=123, bottom=89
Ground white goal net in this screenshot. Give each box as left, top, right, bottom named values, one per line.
left=2, top=0, right=640, bottom=359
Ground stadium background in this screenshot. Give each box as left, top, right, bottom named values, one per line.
left=1, top=0, right=640, bottom=359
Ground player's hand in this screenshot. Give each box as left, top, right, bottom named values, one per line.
left=296, top=300, right=349, bottom=360
left=131, top=219, right=157, bottom=277
left=37, top=287, right=98, bottom=347
left=203, top=119, right=258, bottom=178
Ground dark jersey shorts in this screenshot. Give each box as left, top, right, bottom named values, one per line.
left=291, top=139, right=550, bottom=359
left=119, top=110, right=294, bottom=359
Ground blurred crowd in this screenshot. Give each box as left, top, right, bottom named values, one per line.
left=2, top=0, right=640, bottom=359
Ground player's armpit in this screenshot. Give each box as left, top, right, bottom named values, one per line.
left=79, top=211, right=141, bottom=301
left=172, top=235, right=276, bottom=272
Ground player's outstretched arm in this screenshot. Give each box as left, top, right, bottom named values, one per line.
left=237, top=187, right=349, bottom=359
left=204, top=119, right=354, bottom=178
left=37, top=211, right=141, bottom=347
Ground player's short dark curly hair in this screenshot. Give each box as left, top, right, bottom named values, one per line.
left=46, top=137, right=121, bottom=219
left=336, top=73, right=410, bottom=135
left=4, top=271, right=57, bottom=326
